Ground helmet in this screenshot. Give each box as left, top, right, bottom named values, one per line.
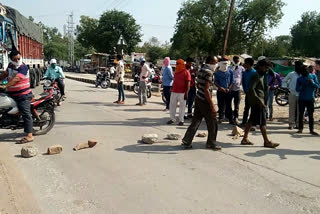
left=139, top=57, right=146, bottom=63
left=50, top=59, right=57, bottom=64
left=258, top=56, right=266, bottom=61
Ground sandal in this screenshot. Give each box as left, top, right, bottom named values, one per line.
left=16, top=137, right=34, bottom=144
left=264, top=141, right=279, bottom=148
left=241, top=139, right=254, bottom=145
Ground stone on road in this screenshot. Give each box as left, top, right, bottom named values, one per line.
left=21, top=145, right=38, bottom=158
left=141, top=134, right=159, bottom=144
left=166, top=133, right=182, bottom=140
left=47, top=145, right=63, bottom=155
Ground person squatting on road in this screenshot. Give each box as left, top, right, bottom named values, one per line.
left=161, top=57, right=174, bottom=111
left=0, top=49, right=34, bottom=144
left=282, top=61, right=302, bottom=130
left=167, top=59, right=191, bottom=126
left=136, top=58, right=151, bottom=106
left=114, top=54, right=125, bottom=104
left=240, top=60, right=279, bottom=149
left=44, top=59, right=66, bottom=98
left=296, top=65, right=319, bottom=135
left=182, top=56, right=221, bottom=151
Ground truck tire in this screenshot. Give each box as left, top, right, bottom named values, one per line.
left=30, top=69, right=36, bottom=88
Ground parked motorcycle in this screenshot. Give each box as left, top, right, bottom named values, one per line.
left=275, top=87, right=290, bottom=106
left=0, top=87, right=56, bottom=136
left=95, top=72, right=111, bottom=89
left=133, top=74, right=152, bottom=98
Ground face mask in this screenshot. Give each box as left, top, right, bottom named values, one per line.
left=51, top=64, right=56, bottom=69
left=218, top=62, right=229, bottom=72
left=11, top=59, right=22, bottom=68
left=207, top=64, right=217, bottom=72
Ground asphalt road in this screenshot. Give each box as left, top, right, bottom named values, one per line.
left=1, top=79, right=320, bottom=214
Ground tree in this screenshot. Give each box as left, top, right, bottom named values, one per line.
left=77, top=10, right=142, bottom=54
left=291, top=11, right=320, bottom=57
left=251, top=35, right=292, bottom=58
left=171, top=0, right=285, bottom=58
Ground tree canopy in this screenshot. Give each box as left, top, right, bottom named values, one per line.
left=171, top=0, right=285, bottom=58
left=77, top=10, right=142, bottom=54
left=291, top=11, right=320, bottom=57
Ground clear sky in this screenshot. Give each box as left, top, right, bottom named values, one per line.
left=1, top=0, right=320, bottom=44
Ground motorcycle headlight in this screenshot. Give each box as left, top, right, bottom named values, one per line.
left=44, top=80, right=52, bottom=87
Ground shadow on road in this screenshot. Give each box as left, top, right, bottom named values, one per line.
left=0, top=132, right=24, bottom=143
left=245, top=149, right=320, bottom=160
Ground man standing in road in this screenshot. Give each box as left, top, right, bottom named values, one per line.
left=161, top=57, right=174, bottom=111
left=214, top=57, right=233, bottom=124
left=136, top=58, right=151, bottom=106
left=182, top=56, right=221, bottom=150
left=282, top=61, right=302, bottom=129
left=241, top=58, right=256, bottom=126
left=186, top=57, right=197, bottom=119
left=114, top=55, right=125, bottom=104
left=230, top=56, right=245, bottom=125
left=110, top=64, right=116, bottom=79
left=44, top=59, right=66, bottom=99
left=167, top=59, right=191, bottom=126
left=296, top=65, right=319, bottom=135
left=0, top=50, right=34, bottom=144
left=240, top=60, right=279, bottom=148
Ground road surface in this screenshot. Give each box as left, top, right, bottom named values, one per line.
left=1, top=79, right=320, bottom=214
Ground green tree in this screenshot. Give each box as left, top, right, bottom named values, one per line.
left=171, top=0, right=285, bottom=57
left=77, top=10, right=142, bottom=54
left=251, top=35, right=292, bottom=58
left=135, top=37, right=170, bottom=63
left=291, top=11, right=320, bottom=57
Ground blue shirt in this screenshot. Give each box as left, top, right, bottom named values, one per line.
left=242, top=68, right=256, bottom=94
left=44, top=66, right=65, bottom=80
left=296, top=74, right=319, bottom=101
left=214, top=69, right=233, bottom=91
left=162, top=66, right=174, bottom=86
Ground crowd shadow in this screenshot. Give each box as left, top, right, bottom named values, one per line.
left=0, top=132, right=24, bottom=143
left=245, top=149, right=320, bottom=160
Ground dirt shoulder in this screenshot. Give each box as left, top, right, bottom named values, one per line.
left=0, top=144, right=41, bottom=214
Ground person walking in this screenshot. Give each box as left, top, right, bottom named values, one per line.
left=161, top=57, right=174, bottom=111
left=182, top=56, right=221, bottom=150
left=266, top=69, right=282, bottom=121
left=186, top=57, right=197, bottom=119
left=0, top=49, right=34, bottom=144
left=241, top=58, right=256, bottom=126
left=240, top=60, right=279, bottom=148
left=167, top=59, right=191, bottom=126
left=296, top=65, right=319, bottom=135
left=136, top=58, right=151, bottom=106
left=114, top=55, right=125, bottom=104
left=230, top=56, right=245, bottom=125
left=214, top=57, right=233, bottom=124
left=282, top=61, right=302, bottom=129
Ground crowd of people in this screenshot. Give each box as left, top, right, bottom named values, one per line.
left=113, top=55, right=320, bottom=151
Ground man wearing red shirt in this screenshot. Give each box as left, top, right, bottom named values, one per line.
left=167, top=59, right=191, bottom=126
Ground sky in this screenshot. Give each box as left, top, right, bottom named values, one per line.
left=1, top=0, right=320, bottom=44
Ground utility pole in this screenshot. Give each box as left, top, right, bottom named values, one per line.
left=67, top=12, right=74, bottom=66
left=222, top=0, right=235, bottom=57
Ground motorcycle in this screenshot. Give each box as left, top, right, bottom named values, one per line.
left=0, top=87, right=56, bottom=136
left=133, top=74, right=152, bottom=98
left=275, top=87, right=290, bottom=106
left=42, top=78, right=62, bottom=106
left=95, top=72, right=111, bottom=89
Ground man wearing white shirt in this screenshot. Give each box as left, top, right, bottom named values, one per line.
left=136, top=58, right=151, bottom=106
left=114, top=55, right=125, bottom=104
left=282, top=61, right=302, bottom=129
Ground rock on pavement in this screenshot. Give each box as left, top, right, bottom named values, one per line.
left=141, top=134, right=158, bottom=144
left=73, top=139, right=98, bottom=151
left=47, top=145, right=63, bottom=155
left=167, top=133, right=182, bottom=140
left=21, top=146, right=38, bottom=158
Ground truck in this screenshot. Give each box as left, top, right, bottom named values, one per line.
left=0, top=4, right=44, bottom=88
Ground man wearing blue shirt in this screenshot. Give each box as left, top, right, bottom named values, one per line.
left=296, top=65, right=319, bottom=135
left=241, top=58, right=256, bottom=126
left=161, top=57, right=174, bottom=111
left=44, top=59, right=66, bottom=98
left=214, top=57, right=233, bottom=124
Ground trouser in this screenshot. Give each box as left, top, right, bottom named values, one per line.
left=266, top=90, right=275, bottom=119
left=138, top=81, right=147, bottom=104
left=298, top=100, right=314, bottom=131
left=289, top=94, right=299, bottom=127
left=216, top=90, right=232, bottom=121
left=169, top=92, right=186, bottom=123
left=13, top=93, right=33, bottom=134
left=183, top=98, right=218, bottom=146
left=163, top=86, right=172, bottom=109
left=242, top=94, right=251, bottom=124
left=187, top=87, right=197, bottom=115
left=230, top=90, right=241, bottom=120
left=56, top=78, right=65, bottom=96
left=117, top=82, right=125, bottom=101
